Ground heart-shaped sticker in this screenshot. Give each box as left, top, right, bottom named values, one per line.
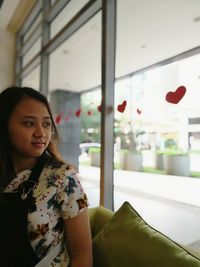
left=55, top=114, right=62, bottom=124
left=117, top=100, right=127, bottom=113
left=137, top=108, right=142, bottom=115
left=165, top=86, right=186, bottom=104
left=75, top=109, right=81, bottom=117
left=87, top=110, right=92, bottom=116
left=97, top=104, right=102, bottom=112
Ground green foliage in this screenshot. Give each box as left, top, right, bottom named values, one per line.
left=143, top=166, right=165, bottom=175
left=156, top=150, right=165, bottom=155
left=158, top=149, right=188, bottom=156
left=80, top=90, right=101, bottom=143
left=89, top=147, right=101, bottom=153
left=164, top=138, right=177, bottom=149
left=121, top=149, right=141, bottom=155
left=120, top=149, right=129, bottom=155
left=191, top=171, right=200, bottom=178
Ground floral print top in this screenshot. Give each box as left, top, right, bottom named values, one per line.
left=4, top=156, right=88, bottom=266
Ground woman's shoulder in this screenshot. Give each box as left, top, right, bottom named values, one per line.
left=42, top=155, right=82, bottom=192
left=45, top=154, right=76, bottom=177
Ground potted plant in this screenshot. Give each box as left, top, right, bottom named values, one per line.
left=163, top=149, right=190, bottom=176
left=89, top=147, right=100, bottom=167
left=120, top=129, right=143, bottom=172
left=155, top=150, right=165, bottom=170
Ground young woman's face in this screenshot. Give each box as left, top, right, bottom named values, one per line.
left=8, top=97, right=52, bottom=160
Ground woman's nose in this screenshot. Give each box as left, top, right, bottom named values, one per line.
left=34, top=125, right=46, bottom=137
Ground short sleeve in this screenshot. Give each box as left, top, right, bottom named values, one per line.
left=56, top=167, right=88, bottom=220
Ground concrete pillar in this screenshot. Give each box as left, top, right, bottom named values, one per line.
left=50, top=89, right=81, bottom=169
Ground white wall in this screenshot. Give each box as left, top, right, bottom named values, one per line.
left=0, top=27, right=15, bottom=91
left=0, top=0, right=21, bottom=92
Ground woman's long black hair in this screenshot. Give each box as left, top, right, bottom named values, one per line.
left=0, top=86, right=62, bottom=190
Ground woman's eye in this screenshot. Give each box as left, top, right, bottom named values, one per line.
left=43, top=122, right=52, bottom=128
left=23, top=121, right=34, bottom=127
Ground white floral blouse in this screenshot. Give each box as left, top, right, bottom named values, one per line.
left=4, top=156, right=88, bottom=266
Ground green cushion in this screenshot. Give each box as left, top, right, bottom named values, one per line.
left=89, top=206, right=113, bottom=237
left=93, top=202, right=200, bottom=267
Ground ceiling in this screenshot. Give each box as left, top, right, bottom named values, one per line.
left=0, top=0, right=20, bottom=29
left=1, top=0, right=200, bottom=93
left=49, top=0, right=200, bottom=93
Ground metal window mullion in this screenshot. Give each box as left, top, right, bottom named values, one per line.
left=44, top=0, right=101, bottom=54
left=116, top=45, right=200, bottom=83
left=18, top=54, right=41, bottom=80
left=19, top=25, right=42, bottom=57
left=45, top=0, right=70, bottom=22
left=100, top=0, right=116, bottom=210
left=18, top=0, right=43, bottom=37
left=40, top=0, right=51, bottom=95
left=15, top=35, right=23, bottom=85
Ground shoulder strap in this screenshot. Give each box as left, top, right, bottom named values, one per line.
left=35, top=240, right=62, bottom=267
left=28, top=152, right=48, bottom=183
left=20, top=152, right=48, bottom=201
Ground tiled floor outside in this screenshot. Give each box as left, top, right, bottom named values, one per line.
left=79, top=165, right=200, bottom=251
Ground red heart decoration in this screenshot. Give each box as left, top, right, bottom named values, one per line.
left=87, top=111, right=92, bottom=116
left=165, top=86, right=186, bottom=104
left=75, top=109, right=81, bottom=117
left=97, top=104, right=102, bottom=112
left=117, top=100, right=127, bottom=113
left=137, top=108, right=142, bottom=115
left=55, top=114, right=62, bottom=124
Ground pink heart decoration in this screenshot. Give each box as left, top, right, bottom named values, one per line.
left=117, top=100, right=127, bottom=113
left=55, top=114, right=62, bottom=124
left=165, top=86, right=186, bottom=104
left=97, top=104, right=102, bottom=112
left=137, top=108, right=142, bottom=115
left=75, top=109, right=81, bottom=117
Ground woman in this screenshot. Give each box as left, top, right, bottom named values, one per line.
left=0, top=86, right=92, bottom=267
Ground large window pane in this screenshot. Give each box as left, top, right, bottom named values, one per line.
left=21, top=65, right=40, bottom=90
left=49, top=12, right=101, bottom=92
left=115, top=0, right=200, bottom=250
left=50, top=0, right=89, bottom=39
left=116, top=0, right=200, bottom=78
left=23, top=12, right=42, bottom=43
left=22, top=37, right=41, bottom=68
left=49, top=12, right=101, bottom=207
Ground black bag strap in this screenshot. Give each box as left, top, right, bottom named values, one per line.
left=0, top=152, right=49, bottom=266
left=19, top=152, right=48, bottom=201
left=28, top=152, right=48, bottom=182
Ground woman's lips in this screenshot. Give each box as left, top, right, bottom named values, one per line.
left=31, top=142, right=45, bottom=148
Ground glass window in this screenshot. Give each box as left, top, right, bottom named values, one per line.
left=49, top=12, right=101, bottom=207
left=49, top=12, right=101, bottom=92
left=115, top=0, right=200, bottom=249
left=21, top=65, right=40, bottom=90
left=116, top=0, right=200, bottom=78
left=22, top=37, right=41, bottom=68
left=50, top=0, right=89, bottom=39
left=23, top=12, right=42, bottom=43
left=51, top=0, right=57, bottom=6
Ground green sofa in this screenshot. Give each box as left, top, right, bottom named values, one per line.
left=89, top=202, right=200, bottom=267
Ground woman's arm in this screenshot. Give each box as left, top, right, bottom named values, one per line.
left=64, top=208, right=93, bottom=267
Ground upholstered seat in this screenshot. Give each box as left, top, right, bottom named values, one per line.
left=89, top=202, right=200, bottom=267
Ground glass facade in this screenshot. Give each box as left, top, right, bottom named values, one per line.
left=15, top=0, right=200, bottom=249
left=21, top=65, right=40, bottom=89
left=50, top=0, right=90, bottom=39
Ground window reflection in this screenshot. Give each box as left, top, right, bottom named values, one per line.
left=50, top=0, right=89, bottom=39
left=21, top=66, right=40, bottom=90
